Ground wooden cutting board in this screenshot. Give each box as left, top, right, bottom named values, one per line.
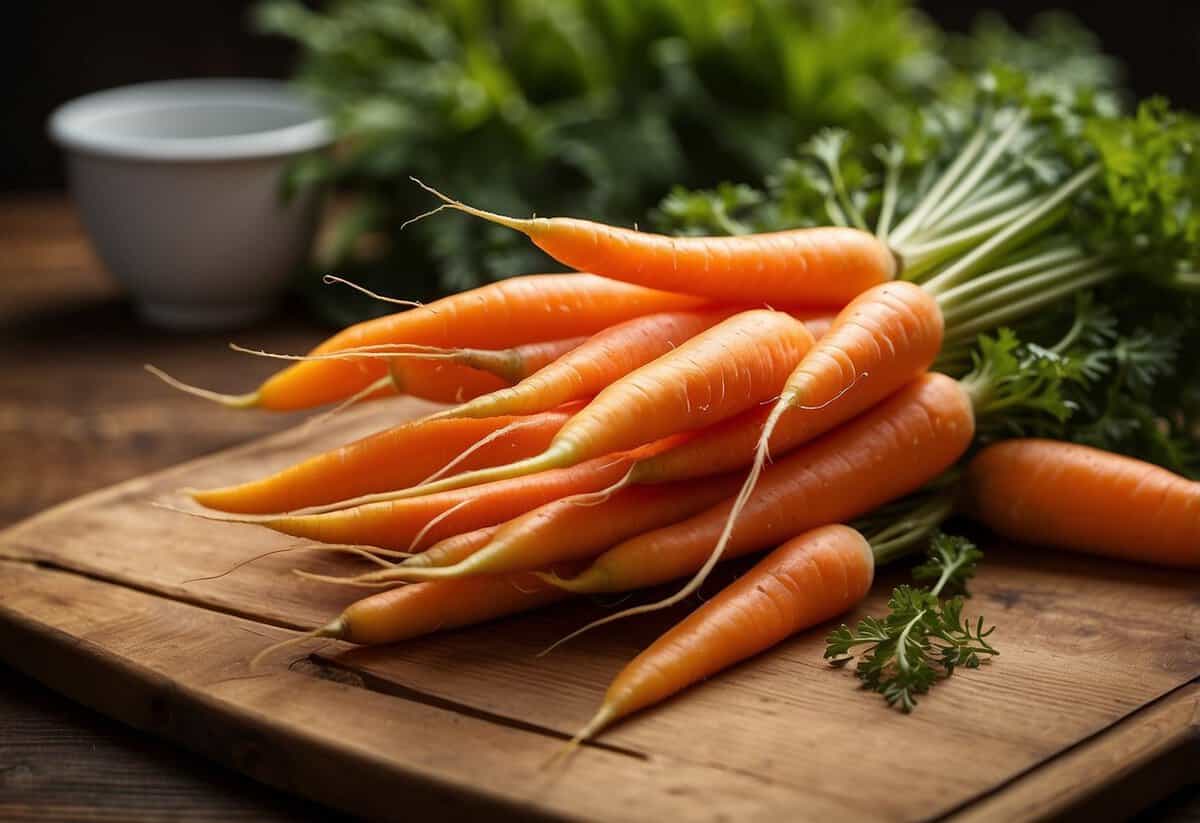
left=0, top=397, right=1196, bottom=822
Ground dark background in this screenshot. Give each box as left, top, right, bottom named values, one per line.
left=4, top=0, right=1199, bottom=192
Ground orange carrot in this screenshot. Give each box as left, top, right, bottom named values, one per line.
left=286, top=569, right=574, bottom=649
left=569, top=525, right=874, bottom=746
left=341, top=472, right=746, bottom=583
left=388, top=358, right=510, bottom=404
left=429, top=308, right=741, bottom=422
left=410, top=526, right=500, bottom=569
left=544, top=373, right=971, bottom=600
left=413, top=182, right=895, bottom=307
left=263, top=443, right=671, bottom=550
left=965, top=439, right=1200, bottom=568
left=402, top=338, right=588, bottom=384
left=335, top=309, right=815, bottom=502
left=615, top=281, right=943, bottom=625
left=254, top=274, right=706, bottom=410
left=192, top=406, right=578, bottom=515
left=629, top=283, right=941, bottom=485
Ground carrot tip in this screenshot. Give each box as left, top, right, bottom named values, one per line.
left=292, top=568, right=399, bottom=589
left=249, top=617, right=346, bottom=671
left=145, top=364, right=259, bottom=409
left=531, top=569, right=592, bottom=594
left=407, top=177, right=534, bottom=235
left=544, top=703, right=619, bottom=769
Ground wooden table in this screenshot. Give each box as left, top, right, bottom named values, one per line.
left=1, top=194, right=1197, bottom=822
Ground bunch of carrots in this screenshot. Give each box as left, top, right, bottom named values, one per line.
left=156, top=77, right=1199, bottom=748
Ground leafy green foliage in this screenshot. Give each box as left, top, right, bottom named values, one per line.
left=961, top=327, right=1084, bottom=428
left=825, top=534, right=996, bottom=712
left=1078, top=100, right=1200, bottom=280
left=256, top=0, right=947, bottom=319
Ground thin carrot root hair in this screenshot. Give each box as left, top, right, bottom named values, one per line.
left=292, top=569, right=401, bottom=589
left=564, top=466, right=636, bottom=507
left=153, top=499, right=289, bottom=525
left=418, top=418, right=536, bottom=486
left=249, top=617, right=346, bottom=671
left=321, top=274, right=424, bottom=308
left=299, top=375, right=395, bottom=435
left=405, top=177, right=533, bottom=235
left=228, top=342, right=454, bottom=363
left=144, top=364, right=258, bottom=409
left=181, top=542, right=409, bottom=585
left=407, top=499, right=473, bottom=553
left=538, top=397, right=791, bottom=656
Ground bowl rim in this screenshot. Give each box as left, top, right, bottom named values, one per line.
left=48, top=78, right=333, bottom=162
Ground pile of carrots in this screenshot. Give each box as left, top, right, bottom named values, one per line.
left=157, top=162, right=1199, bottom=750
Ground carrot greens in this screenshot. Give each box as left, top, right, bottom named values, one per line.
left=825, top=534, right=997, bottom=713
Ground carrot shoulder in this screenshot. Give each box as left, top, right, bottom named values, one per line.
left=965, top=439, right=1200, bottom=568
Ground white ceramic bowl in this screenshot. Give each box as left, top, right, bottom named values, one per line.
left=49, top=79, right=333, bottom=330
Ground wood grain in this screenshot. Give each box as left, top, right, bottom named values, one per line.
left=1, top=393, right=1198, bottom=821
left=2, top=194, right=1197, bottom=821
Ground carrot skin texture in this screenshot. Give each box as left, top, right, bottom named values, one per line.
left=376, top=310, right=815, bottom=501
left=339, top=572, right=571, bottom=645
left=256, top=273, right=706, bottom=410
left=600, top=525, right=874, bottom=726
left=407, top=526, right=500, bottom=569
left=442, top=308, right=741, bottom=421
left=540, top=310, right=816, bottom=460
left=264, top=450, right=656, bottom=550
left=394, top=472, right=746, bottom=579
left=192, top=409, right=572, bottom=514
left=965, top=439, right=1200, bottom=569
left=561, top=373, right=974, bottom=592
left=389, top=359, right=510, bottom=404
left=633, top=282, right=942, bottom=484
left=522, top=220, right=895, bottom=308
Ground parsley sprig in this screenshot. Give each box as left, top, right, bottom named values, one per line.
left=825, top=534, right=997, bottom=713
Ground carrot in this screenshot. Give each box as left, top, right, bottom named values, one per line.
left=428, top=308, right=741, bottom=422
left=263, top=442, right=672, bottom=550
left=337, top=472, right=746, bottom=583
left=328, top=310, right=815, bottom=503
left=191, top=406, right=578, bottom=514
left=388, top=358, right=510, bottom=404
left=567, top=525, right=874, bottom=747
left=542, top=373, right=971, bottom=604
left=412, top=182, right=895, bottom=307
left=965, top=439, right=1200, bottom=569
left=248, top=274, right=706, bottom=410
left=401, top=337, right=588, bottom=384
left=629, top=282, right=941, bottom=485
left=607, top=281, right=943, bottom=627
left=408, top=526, right=499, bottom=569
left=268, top=569, right=573, bottom=656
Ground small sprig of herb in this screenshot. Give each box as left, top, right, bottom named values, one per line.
left=825, top=534, right=997, bottom=713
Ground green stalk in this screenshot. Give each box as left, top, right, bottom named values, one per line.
left=899, top=198, right=1044, bottom=281
left=919, top=110, right=1030, bottom=230
left=889, top=117, right=993, bottom=247
left=1165, top=270, right=1200, bottom=290
left=916, top=180, right=1035, bottom=240
left=875, top=145, right=904, bottom=243
left=936, top=245, right=1085, bottom=309
left=938, top=251, right=1098, bottom=316
left=922, top=165, right=1101, bottom=295
left=943, top=266, right=1119, bottom=346
left=868, top=497, right=956, bottom=566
